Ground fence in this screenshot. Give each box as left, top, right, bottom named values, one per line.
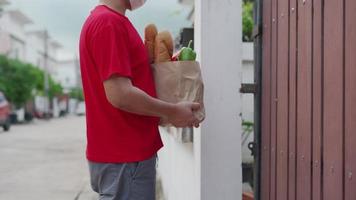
left=260, top=0, right=356, bottom=200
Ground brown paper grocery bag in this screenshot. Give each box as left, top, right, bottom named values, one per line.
left=152, top=61, right=205, bottom=126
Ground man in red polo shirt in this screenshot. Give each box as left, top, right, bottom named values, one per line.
left=79, top=0, right=201, bottom=199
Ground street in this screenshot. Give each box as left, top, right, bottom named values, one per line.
left=0, top=116, right=97, bottom=200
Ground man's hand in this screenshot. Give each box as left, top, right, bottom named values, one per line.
left=166, top=102, right=201, bottom=128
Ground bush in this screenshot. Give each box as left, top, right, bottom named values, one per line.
left=0, top=56, right=36, bottom=108
left=29, top=65, right=63, bottom=98
left=69, top=87, right=84, bottom=101
left=243, top=0, right=254, bottom=42
left=0, top=55, right=63, bottom=108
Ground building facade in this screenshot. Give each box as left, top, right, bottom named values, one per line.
left=26, top=30, right=62, bottom=75
left=0, top=3, right=80, bottom=92
left=0, top=10, right=32, bottom=60
left=0, top=2, right=80, bottom=119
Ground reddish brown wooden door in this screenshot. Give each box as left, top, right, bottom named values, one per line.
left=260, top=0, right=356, bottom=200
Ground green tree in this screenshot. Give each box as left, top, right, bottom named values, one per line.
left=69, top=87, right=84, bottom=101
left=0, top=57, right=36, bottom=108
left=28, top=66, right=63, bottom=98
left=0, top=55, right=64, bottom=108
left=30, top=66, right=45, bottom=94
left=49, top=77, right=63, bottom=99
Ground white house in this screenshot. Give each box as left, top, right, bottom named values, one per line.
left=26, top=31, right=81, bottom=93
left=0, top=0, right=9, bottom=14
left=0, top=3, right=80, bottom=118
left=0, top=2, right=79, bottom=93
left=0, top=0, right=10, bottom=54
left=26, top=30, right=63, bottom=75
left=26, top=31, right=81, bottom=116
left=54, top=57, right=81, bottom=92
left=0, top=8, right=62, bottom=77
left=0, top=9, right=32, bottom=60
left=157, top=0, right=243, bottom=200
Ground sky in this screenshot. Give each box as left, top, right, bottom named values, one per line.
left=6, top=0, right=192, bottom=58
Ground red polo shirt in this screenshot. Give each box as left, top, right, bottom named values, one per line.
left=79, top=5, right=163, bottom=163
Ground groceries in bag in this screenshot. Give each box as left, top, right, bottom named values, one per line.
left=144, top=25, right=205, bottom=126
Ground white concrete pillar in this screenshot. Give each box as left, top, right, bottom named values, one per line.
left=195, top=0, right=243, bottom=199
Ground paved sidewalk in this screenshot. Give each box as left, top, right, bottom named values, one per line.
left=77, top=177, right=98, bottom=200
left=0, top=116, right=97, bottom=200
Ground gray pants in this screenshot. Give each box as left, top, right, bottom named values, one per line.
left=88, top=155, right=157, bottom=200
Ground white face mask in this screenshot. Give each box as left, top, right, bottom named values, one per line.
left=129, top=0, right=147, bottom=10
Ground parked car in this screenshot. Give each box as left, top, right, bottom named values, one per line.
left=0, top=92, right=11, bottom=131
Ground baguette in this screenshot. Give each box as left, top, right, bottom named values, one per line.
left=154, top=31, right=174, bottom=63
left=144, top=24, right=158, bottom=64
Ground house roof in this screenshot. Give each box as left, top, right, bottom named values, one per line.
left=6, top=10, right=33, bottom=25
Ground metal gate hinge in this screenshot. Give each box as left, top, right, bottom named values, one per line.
left=248, top=141, right=257, bottom=156
left=240, top=83, right=258, bottom=94
left=252, top=24, right=262, bottom=39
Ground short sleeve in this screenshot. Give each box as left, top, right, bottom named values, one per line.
left=90, top=24, right=132, bottom=81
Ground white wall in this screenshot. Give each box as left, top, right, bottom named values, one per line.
left=25, top=32, right=61, bottom=76
left=26, top=33, right=45, bottom=69
left=53, top=59, right=79, bottom=91
left=0, top=12, right=27, bottom=60
left=0, top=31, right=11, bottom=53
left=157, top=1, right=243, bottom=200
left=0, top=13, right=26, bottom=41
left=195, top=0, right=242, bottom=199
left=157, top=129, right=199, bottom=200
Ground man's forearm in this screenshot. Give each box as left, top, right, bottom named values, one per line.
left=104, top=76, right=200, bottom=127
left=116, top=86, right=176, bottom=118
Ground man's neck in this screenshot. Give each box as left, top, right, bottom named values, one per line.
left=100, top=0, right=127, bottom=15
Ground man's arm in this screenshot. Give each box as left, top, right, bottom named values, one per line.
left=103, top=75, right=201, bottom=127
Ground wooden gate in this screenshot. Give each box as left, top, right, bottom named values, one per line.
left=259, top=0, right=356, bottom=199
